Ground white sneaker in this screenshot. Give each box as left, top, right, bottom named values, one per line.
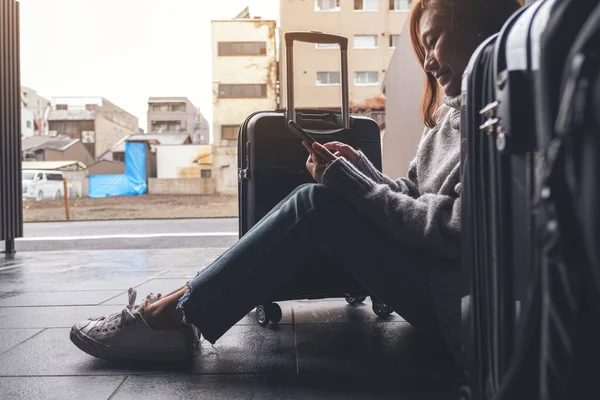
left=70, top=288, right=199, bottom=361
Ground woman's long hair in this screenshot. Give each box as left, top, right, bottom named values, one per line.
left=409, top=0, right=523, bottom=128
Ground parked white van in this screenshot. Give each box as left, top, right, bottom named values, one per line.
left=22, top=170, right=65, bottom=201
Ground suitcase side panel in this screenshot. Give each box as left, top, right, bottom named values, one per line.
left=242, top=111, right=381, bottom=234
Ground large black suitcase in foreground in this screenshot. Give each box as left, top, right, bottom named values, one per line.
left=461, top=0, right=600, bottom=399
left=238, top=32, right=389, bottom=326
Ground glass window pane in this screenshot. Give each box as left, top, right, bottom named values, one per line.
left=354, top=35, right=378, bottom=48
left=316, top=0, right=339, bottom=11
left=355, top=71, right=378, bottom=85
left=317, top=72, right=340, bottom=85
left=391, top=0, right=411, bottom=10
left=365, top=0, right=378, bottom=10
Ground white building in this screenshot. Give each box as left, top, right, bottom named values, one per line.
left=212, top=11, right=278, bottom=195
left=21, top=107, right=35, bottom=138
left=21, top=86, right=51, bottom=137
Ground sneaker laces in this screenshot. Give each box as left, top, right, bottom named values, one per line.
left=95, top=288, right=158, bottom=331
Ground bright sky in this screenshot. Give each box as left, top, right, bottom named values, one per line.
left=19, top=0, right=280, bottom=136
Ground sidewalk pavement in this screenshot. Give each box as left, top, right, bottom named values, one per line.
left=0, top=248, right=461, bottom=399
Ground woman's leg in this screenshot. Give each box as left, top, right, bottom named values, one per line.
left=72, top=183, right=451, bottom=361
left=176, top=183, right=443, bottom=343
left=144, top=184, right=317, bottom=329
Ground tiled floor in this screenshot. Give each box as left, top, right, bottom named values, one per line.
left=0, top=249, right=462, bottom=399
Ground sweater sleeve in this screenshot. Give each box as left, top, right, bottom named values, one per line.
left=322, top=157, right=461, bottom=260
left=355, top=151, right=420, bottom=198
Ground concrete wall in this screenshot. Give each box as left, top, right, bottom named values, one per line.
left=212, top=19, right=278, bottom=146
left=88, top=160, right=125, bottom=175
left=94, top=99, right=139, bottom=159
left=21, top=87, right=51, bottom=136
left=21, top=107, right=35, bottom=137
left=148, top=178, right=216, bottom=195
left=156, top=144, right=213, bottom=179
left=212, top=146, right=238, bottom=195
left=382, top=23, right=424, bottom=178
left=280, top=0, right=410, bottom=110
left=63, top=170, right=89, bottom=198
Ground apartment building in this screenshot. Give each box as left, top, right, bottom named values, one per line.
left=211, top=13, right=278, bottom=194
left=147, top=97, right=209, bottom=145
left=280, top=0, right=413, bottom=124
left=21, top=86, right=51, bottom=137
left=48, top=97, right=139, bottom=160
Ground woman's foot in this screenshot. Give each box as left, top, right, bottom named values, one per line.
left=70, top=288, right=199, bottom=361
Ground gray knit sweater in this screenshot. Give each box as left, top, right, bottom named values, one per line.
left=322, top=95, right=464, bottom=364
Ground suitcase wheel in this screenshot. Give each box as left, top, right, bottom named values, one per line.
left=255, top=303, right=282, bottom=327
left=344, top=295, right=367, bottom=306
left=371, top=297, right=393, bottom=317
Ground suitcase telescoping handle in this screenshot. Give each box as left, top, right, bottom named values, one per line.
left=284, top=31, right=350, bottom=129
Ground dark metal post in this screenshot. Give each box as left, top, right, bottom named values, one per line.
left=4, top=239, right=15, bottom=255
left=0, top=0, right=24, bottom=254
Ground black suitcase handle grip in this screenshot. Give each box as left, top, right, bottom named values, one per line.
left=284, top=31, right=348, bottom=50
left=284, top=31, right=350, bottom=130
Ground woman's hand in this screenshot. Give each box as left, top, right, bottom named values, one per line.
left=303, top=141, right=337, bottom=184
left=323, top=142, right=361, bottom=165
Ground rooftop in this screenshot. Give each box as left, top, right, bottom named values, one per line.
left=25, top=137, right=80, bottom=153
left=111, top=133, right=192, bottom=153
left=22, top=160, right=87, bottom=171
left=148, top=97, right=192, bottom=104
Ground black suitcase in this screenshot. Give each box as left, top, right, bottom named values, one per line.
left=237, top=32, right=388, bottom=325
left=461, top=1, right=600, bottom=399
left=460, top=2, right=548, bottom=398
left=537, top=2, right=600, bottom=398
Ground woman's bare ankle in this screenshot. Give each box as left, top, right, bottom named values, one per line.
left=143, top=303, right=185, bottom=330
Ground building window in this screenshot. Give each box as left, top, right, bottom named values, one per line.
left=390, top=0, right=412, bottom=11
left=113, top=152, right=125, bottom=162
left=354, top=0, right=378, bottom=11
left=218, top=42, right=267, bottom=56
left=151, top=121, right=182, bottom=132
left=201, top=169, right=212, bottom=178
left=316, top=72, right=341, bottom=86
left=149, top=103, right=185, bottom=112
left=354, top=35, right=378, bottom=49
left=315, top=0, right=340, bottom=12
left=315, top=43, right=340, bottom=50
left=221, top=125, right=240, bottom=141
left=355, top=71, right=379, bottom=86
left=218, top=84, right=267, bottom=99
left=55, top=104, right=68, bottom=110
left=390, top=35, right=400, bottom=48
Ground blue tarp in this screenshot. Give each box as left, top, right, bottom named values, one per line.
left=89, top=141, right=147, bottom=198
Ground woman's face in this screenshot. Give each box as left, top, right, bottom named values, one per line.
left=419, top=8, right=479, bottom=96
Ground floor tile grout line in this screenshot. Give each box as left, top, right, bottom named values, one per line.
left=0, top=328, right=46, bottom=358
left=0, top=373, right=279, bottom=380
left=107, top=376, right=129, bottom=400
left=292, top=301, right=299, bottom=374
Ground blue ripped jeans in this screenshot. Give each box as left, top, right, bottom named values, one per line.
left=178, top=183, right=441, bottom=344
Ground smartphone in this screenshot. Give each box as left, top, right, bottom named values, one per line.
left=287, top=120, right=316, bottom=145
